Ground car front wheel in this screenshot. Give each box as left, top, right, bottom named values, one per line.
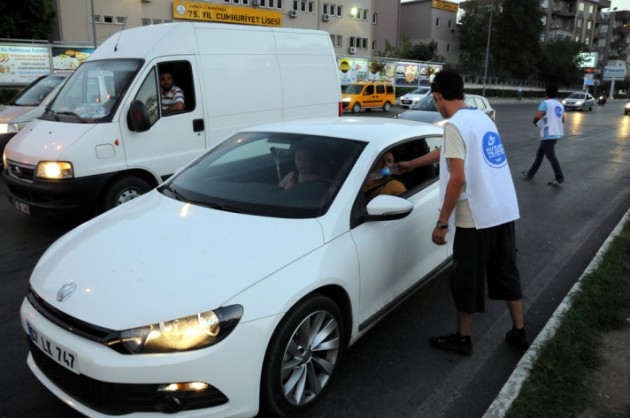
left=352, top=103, right=361, bottom=113
left=261, top=294, right=344, bottom=417
left=383, top=101, right=392, bottom=112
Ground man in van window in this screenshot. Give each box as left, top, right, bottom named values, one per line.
left=159, top=71, right=185, bottom=114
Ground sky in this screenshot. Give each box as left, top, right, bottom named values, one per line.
left=402, top=0, right=630, bottom=11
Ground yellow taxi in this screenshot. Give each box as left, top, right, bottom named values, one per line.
left=342, top=81, right=395, bottom=113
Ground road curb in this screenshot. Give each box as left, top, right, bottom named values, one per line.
left=483, top=209, right=630, bottom=418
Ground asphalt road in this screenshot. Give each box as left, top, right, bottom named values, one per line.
left=1, top=99, right=629, bottom=418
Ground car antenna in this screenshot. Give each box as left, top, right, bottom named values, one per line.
left=114, top=30, right=123, bottom=52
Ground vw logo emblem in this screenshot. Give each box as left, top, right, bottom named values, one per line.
left=56, top=282, right=77, bottom=302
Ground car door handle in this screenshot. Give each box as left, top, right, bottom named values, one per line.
left=193, top=119, right=204, bottom=132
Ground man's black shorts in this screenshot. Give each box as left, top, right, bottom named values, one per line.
left=451, top=221, right=522, bottom=314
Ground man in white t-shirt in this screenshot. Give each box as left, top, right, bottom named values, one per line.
left=398, top=70, right=528, bottom=356
left=159, top=71, right=185, bottom=115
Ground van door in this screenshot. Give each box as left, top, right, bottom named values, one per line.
left=121, top=58, right=205, bottom=180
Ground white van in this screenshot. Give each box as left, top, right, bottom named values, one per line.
left=2, top=22, right=341, bottom=219
left=0, top=73, right=68, bottom=168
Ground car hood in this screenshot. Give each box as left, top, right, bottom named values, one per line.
left=0, top=104, right=40, bottom=124
left=5, top=118, right=95, bottom=164
left=29, top=191, right=326, bottom=330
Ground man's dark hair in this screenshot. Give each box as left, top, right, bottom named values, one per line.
left=431, top=69, right=464, bottom=101
left=545, top=85, right=558, bottom=98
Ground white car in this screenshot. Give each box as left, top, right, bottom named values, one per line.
left=562, top=92, right=595, bottom=111
left=398, top=86, right=431, bottom=108
left=20, top=118, right=452, bottom=418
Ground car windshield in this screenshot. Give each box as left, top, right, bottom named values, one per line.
left=411, top=94, right=437, bottom=111
left=410, top=87, right=430, bottom=95
left=10, top=75, right=65, bottom=107
left=568, top=93, right=586, bottom=99
left=45, top=59, right=141, bottom=123
left=345, top=84, right=364, bottom=94
left=161, top=132, right=366, bottom=218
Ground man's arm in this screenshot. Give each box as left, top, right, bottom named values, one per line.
left=398, top=147, right=441, bottom=170
left=433, top=158, right=465, bottom=245
left=533, top=110, right=545, bottom=125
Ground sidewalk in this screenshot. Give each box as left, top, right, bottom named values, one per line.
left=484, top=210, right=630, bottom=417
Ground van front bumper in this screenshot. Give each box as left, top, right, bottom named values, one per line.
left=2, top=163, right=115, bottom=220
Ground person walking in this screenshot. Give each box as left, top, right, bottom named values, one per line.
left=522, top=85, right=565, bottom=186
left=398, top=69, right=528, bottom=356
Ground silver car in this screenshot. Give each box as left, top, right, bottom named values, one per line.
left=395, top=93, right=496, bottom=124
left=399, top=86, right=431, bottom=108
left=562, top=92, right=595, bottom=111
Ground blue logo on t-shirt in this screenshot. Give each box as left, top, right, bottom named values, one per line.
left=482, top=131, right=507, bottom=168
left=554, top=106, right=562, bottom=117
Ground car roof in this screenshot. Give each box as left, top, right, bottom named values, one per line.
left=240, top=117, right=443, bottom=148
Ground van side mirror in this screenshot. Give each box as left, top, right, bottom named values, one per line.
left=127, top=100, right=151, bottom=132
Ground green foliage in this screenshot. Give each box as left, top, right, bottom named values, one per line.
left=379, top=34, right=444, bottom=62
left=492, top=0, right=544, bottom=79
left=0, top=89, right=20, bottom=105
left=506, top=220, right=630, bottom=417
left=0, top=0, right=57, bottom=40
left=537, top=39, right=589, bottom=86
left=458, top=1, right=493, bottom=74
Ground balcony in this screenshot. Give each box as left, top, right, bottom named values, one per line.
left=549, top=30, right=573, bottom=40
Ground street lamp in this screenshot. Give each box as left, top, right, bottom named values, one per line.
left=482, top=0, right=494, bottom=96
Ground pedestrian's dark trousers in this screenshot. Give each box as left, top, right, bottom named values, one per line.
left=527, top=139, right=564, bottom=181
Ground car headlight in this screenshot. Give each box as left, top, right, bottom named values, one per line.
left=576, top=100, right=584, bottom=105
left=624, top=102, right=630, bottom=109
left=35, top=161, right=74, bottom=179
left=120, top=305, right=243, bottom=354
left=2, top=151, right=7, bottom=169
left=0, top=122, right=20, bottom=134
left=342, top=97, right=351, bottom=103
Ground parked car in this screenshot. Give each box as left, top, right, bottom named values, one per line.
left=562, top=92, right=595, bottom=111
left=624, top=100, right=630, bottom=115
left=341, top=81, right=395, bottom=113
left=395, top=93, right=496, bottom=124
left=399, top=86, right=431, bottom=108
left=21, top=117, right=452, bottom=418
left=0, top=73, right=68, bottom=167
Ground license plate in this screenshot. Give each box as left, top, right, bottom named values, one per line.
left=28, top=322, right=79, bottom=374
left=12, top=199, right=30, bottom=215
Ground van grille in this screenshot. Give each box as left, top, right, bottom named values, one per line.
left=7, top=160, right=35, bottom=181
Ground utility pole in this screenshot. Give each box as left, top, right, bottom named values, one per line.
left=482, top=0, right=494, bottom=96
left=91, top=0, right=97, bottom=49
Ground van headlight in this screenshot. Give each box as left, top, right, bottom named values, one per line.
left=35, top=161, right=74, bottom=179
left=119, top=305, right=243, bottom=353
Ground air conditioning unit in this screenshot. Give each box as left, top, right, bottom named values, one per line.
left=322, top=14, right=330, bottom=21
left=289, top=9, right=298, bottom=17
left=349, top=46, right=356, bottom=54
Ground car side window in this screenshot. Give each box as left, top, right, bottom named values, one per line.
left=376, top=84, right=384, bottom=94
left=364, top=85, right=374, bottom=95
left=157, top=61, right=196, bottom=116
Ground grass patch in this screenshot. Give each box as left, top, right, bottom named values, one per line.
left=506, top=219, right=630, bottom=418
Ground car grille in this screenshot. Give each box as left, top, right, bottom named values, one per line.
left=30, top=341, right=229, bottom=415
left=7, top=160, right=35, bottom=181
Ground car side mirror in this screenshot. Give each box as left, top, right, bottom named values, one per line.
left=127, top=100, right=151, bottom=132
left=363, top=195, right=413, bottom=222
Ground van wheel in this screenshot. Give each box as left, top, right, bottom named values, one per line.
left=102, top=176, right=151, bottom=212
left=383, top=101, right=392, bottom=112
left=261, top=294, right=344, bottom=417
left=352, top=103, right=361, bottom=113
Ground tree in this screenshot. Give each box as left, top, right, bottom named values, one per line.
left=492, top=0, right=544, bottom=79
left=537, top=38, right=587, bottom=86
left=457, top=1, right=494, bottom=75
left=379, top=34, right=444, bottom=62
left=0, top=0, right=57, bottom=40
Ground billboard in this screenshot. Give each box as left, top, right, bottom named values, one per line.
left=578, top=52, right=598, bottom=68
left=0, top=44, right=50, bottom=84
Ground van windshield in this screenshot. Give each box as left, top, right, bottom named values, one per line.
left=345, top=84, right=364, bottom=94
left=46, top=59, right=141, bottom=123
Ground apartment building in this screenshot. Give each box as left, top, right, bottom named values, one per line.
left=399, top=0, right=461, bottom=65
left=597, top=9, right=630, bottom=69
left=50, top=0, right=400, bottom=59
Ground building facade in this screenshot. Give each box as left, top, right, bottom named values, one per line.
left=51, top=0, right=402, bottom=59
